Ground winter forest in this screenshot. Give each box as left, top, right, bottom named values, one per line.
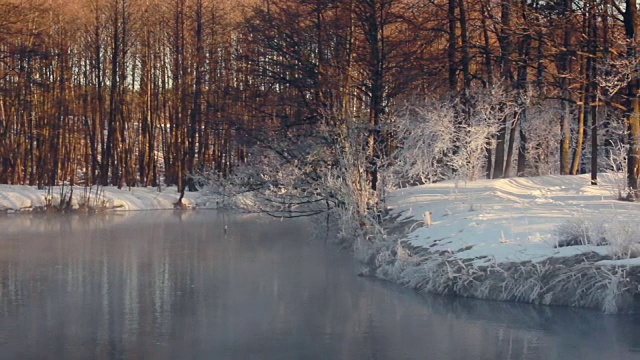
left=1, top=0, right=640, bottom=216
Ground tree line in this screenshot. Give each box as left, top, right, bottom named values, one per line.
left=0, top=0, right=639, bottom=199
left=0, top=0, right=250, bottom=192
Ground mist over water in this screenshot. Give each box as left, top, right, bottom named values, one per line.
left=0, top=211, right=638, bottom=360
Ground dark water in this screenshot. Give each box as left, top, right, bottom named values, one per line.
left=0, top=211, right=638, bottom=360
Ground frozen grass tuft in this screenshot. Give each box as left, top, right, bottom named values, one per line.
left=605, top=218, right=640, bottom=259
left=553, top=218, right=606, bottom=247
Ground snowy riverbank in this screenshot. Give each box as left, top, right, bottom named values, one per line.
left=3, top=175, right=640, bottom=313
left=0, top=185, right=219, bottom=212
left=374, top=174, right=640, bottom=313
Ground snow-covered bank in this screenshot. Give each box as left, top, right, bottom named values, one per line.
left=374, top=174, right=640, bottom=313
left=0, top=185, right=219, bottom=212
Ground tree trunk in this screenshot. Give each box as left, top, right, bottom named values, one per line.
left=624, top=0, right=639, bottom=197
left=588, top=0, right=598, bottom=185
left=517, top=111, right=527, bottom=176
left=504, top=112, right=518, bottom=177
left=447, top=0, right=457, bottom=92
left=558, top=0, right=573, bottom=175
left=507, top=19, right=531, bottom=178
left=458, top=0, right=471, bottom=91
left=187, top=0, right=205, bottom=191
left=493, top=0, right=514, bottom=179
left=570, top=93, right=586, bottom=175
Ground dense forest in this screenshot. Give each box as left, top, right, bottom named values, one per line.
left=0, top=0, right=639, bottom=206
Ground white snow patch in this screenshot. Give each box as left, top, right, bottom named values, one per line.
left=0, top=185, right=218, bottom=212
left=387, top=174, right=640, bottom=266
left=596, top=258, right=640, bottom=267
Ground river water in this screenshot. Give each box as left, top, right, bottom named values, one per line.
left=0, top=211, right=638, bottom=360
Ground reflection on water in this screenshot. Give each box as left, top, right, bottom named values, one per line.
left=0, top=211, right=638, bottom=360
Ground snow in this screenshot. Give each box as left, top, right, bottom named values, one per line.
left=374, top=173, right=640, bottom=312
left=0, top=185, right=218, bottom=212
left=596, top=258, right=640, bottom=267
left=386, top=173, right=639, bottom=267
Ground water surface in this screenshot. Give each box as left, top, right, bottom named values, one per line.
left=0, top=211, right=638, bottom=359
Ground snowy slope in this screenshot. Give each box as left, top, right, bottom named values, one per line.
left=377, top=173, right=640, bottom=312
left=386, top=174, right=639, bottom=266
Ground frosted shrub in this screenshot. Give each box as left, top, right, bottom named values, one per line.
left=389, top=98, right=457, bottom=185
left=600, top=267, right=629, bottom=314
left=448, top=122, right=499, bottom=181
left=554, top=216, right=640, bottom=258
left=199, top=107, right=387, bottom=254
left=389, top=84, right=519, bottom=185
left=522, top=102, right=562, bottom=176
left=458, top=85, right=524, bottom=179
left=554, top=218, right=607, bottom=247
left=606, top=218, right=640, bottom=258
left=602, top=116, right=630, bottom=199
left=306, top=113, right=390, bottom=259
left=42, top=184, right=111, bottom=211
left=597, top=56, right=639, bottom=198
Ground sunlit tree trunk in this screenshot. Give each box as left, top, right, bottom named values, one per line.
left=493, top=0, right=513, bottom=179
left=624, top=0, right=640, bottom=197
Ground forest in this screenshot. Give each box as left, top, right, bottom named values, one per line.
left=0, top=0, right=639, bottom=213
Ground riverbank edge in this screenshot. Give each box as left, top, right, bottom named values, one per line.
left=0, top=185, right=223, bottom=213
left=362, top=215, right=640, bottom=314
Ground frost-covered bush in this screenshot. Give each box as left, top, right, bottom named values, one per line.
left=387, top=97, right=458, bottom=185
left=554, top=216, right=640, bottom=258
left=458, top=85, right=517, bottom=180
left=388, top=85, right=517, bottom=186
left=601, top=115, right=629, bottom=199
left=554, top=218, right=606, bottom=247
left=596, top=56, right=640, bottom=198
left=605, top=218, right=640, bottom=258
left=196, top=109, right=385, bottom=249
left=195, top=139, right=331, bottom=215
left=522, top=101, right=562, bottom=176
left=42, top=184, right=111, bottom=211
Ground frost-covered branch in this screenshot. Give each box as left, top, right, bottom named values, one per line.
left=388, top=84, right=524, bottom=185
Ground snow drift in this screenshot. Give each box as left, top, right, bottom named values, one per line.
left=374, top=174, right=640, bottom=313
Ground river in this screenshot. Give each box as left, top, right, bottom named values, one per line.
left=0, top=211, right=638, bottom=359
